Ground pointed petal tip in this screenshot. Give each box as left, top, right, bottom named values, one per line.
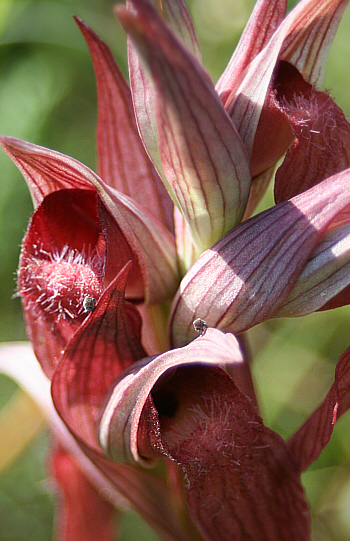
left=73, top=14, right=98, bottom=38
left=114, top=4, right=132, bottom=29
left=0, top=134, right=25, bottom=152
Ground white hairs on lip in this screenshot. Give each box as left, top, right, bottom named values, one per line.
left=19, top=244, right=104, bottom=321
left=43, top=244, right=104, bottom=274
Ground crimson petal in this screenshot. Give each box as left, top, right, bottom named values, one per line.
left=99, top=328, right=244, bottom=464
left=75, top=17, right=173, bottom=232
left=3, top=136, right=179, bottom=304
left=226, top=0, right=349, bottom=164
left=280, top=0, right=349, bottom=88
left=126, top=0, right=202, bottom=181
left=0, top=136, right=91, bottom=208
left=0, top=342, right=194, bottom=541
left=51, top=263, right=146, bottom=451
left=217, top=0, right=287, bottom=104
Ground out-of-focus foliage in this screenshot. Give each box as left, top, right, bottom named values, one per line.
left=1, top=1, right=350, bottom=540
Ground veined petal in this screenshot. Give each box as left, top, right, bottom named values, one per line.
left=274, top=221, right=350, bottom=317
left=4, top=137, right=179, bottom=304
left=0, top=136, right=91, bottom=208
left=170, top=168, right=350, bottom=347
left=51, top=264, right=146, bottom=451
left=118, top=0, right=251, bottom=252
left=99, top=328, right=244, bottom=464
left=216, top=0, right=287, bottom=104
left=126, top=0, right=201, bottom=180
left=225, top=0, right=349, bottom=161
left=288, top=344, right=350, bottom=472
left=131, top=0, right=201, bottom=61
left=156, top=0, right=202, bottom=61
left=127, top=44, right=161, bottom=178
left=280, top=0, right=349, bottom=88
left=75, top=17, right=173, bottom=232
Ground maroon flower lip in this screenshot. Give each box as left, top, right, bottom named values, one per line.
left=1, top=0, right=350, bottom=540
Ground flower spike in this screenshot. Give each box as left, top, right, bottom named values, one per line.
left=1, top=0, right=350, bottom=539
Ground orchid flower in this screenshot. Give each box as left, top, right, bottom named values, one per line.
left=1, top=0, right=350, bottom=540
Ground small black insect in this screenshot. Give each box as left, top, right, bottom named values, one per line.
left=193, top=318, right=208, bottom=336
left=83, top=295, right=97, bottom=313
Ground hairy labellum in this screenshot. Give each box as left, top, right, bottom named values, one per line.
left=18, top=245, right=104, bottom=322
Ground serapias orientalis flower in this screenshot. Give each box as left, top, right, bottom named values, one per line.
left=1, top=0, right=350, bottom=540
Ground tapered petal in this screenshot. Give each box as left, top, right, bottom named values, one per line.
left=0, top=136, right=91, bottom=208
left=242, top=0, right=348, bottom=181
left=170, top=168, right=350, bottom=347
left=126, top=0, right=201, bottom=180
left=155, top=0, right=202, bottom=61
left=216, top=0, right=287, bottom=104
left=280, top=0, right=349, bottom=88
left=51, top=263, right=146, bottom=451
left=95, top=184, right=179, bottom=303
left=118, top=0, right=251, bottom=252
left=4, top=137, right=179, bottom=304
left=100, top=330, right=310, bottom=541
left=74, top=17, right=173, bottom=232
left=288, top=344, right=350, bottom=472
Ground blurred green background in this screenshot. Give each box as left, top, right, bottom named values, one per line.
left=0, top=0, right=350, bottom=539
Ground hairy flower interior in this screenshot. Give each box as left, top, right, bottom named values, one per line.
left=19, top=245, right=104, bottom=322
